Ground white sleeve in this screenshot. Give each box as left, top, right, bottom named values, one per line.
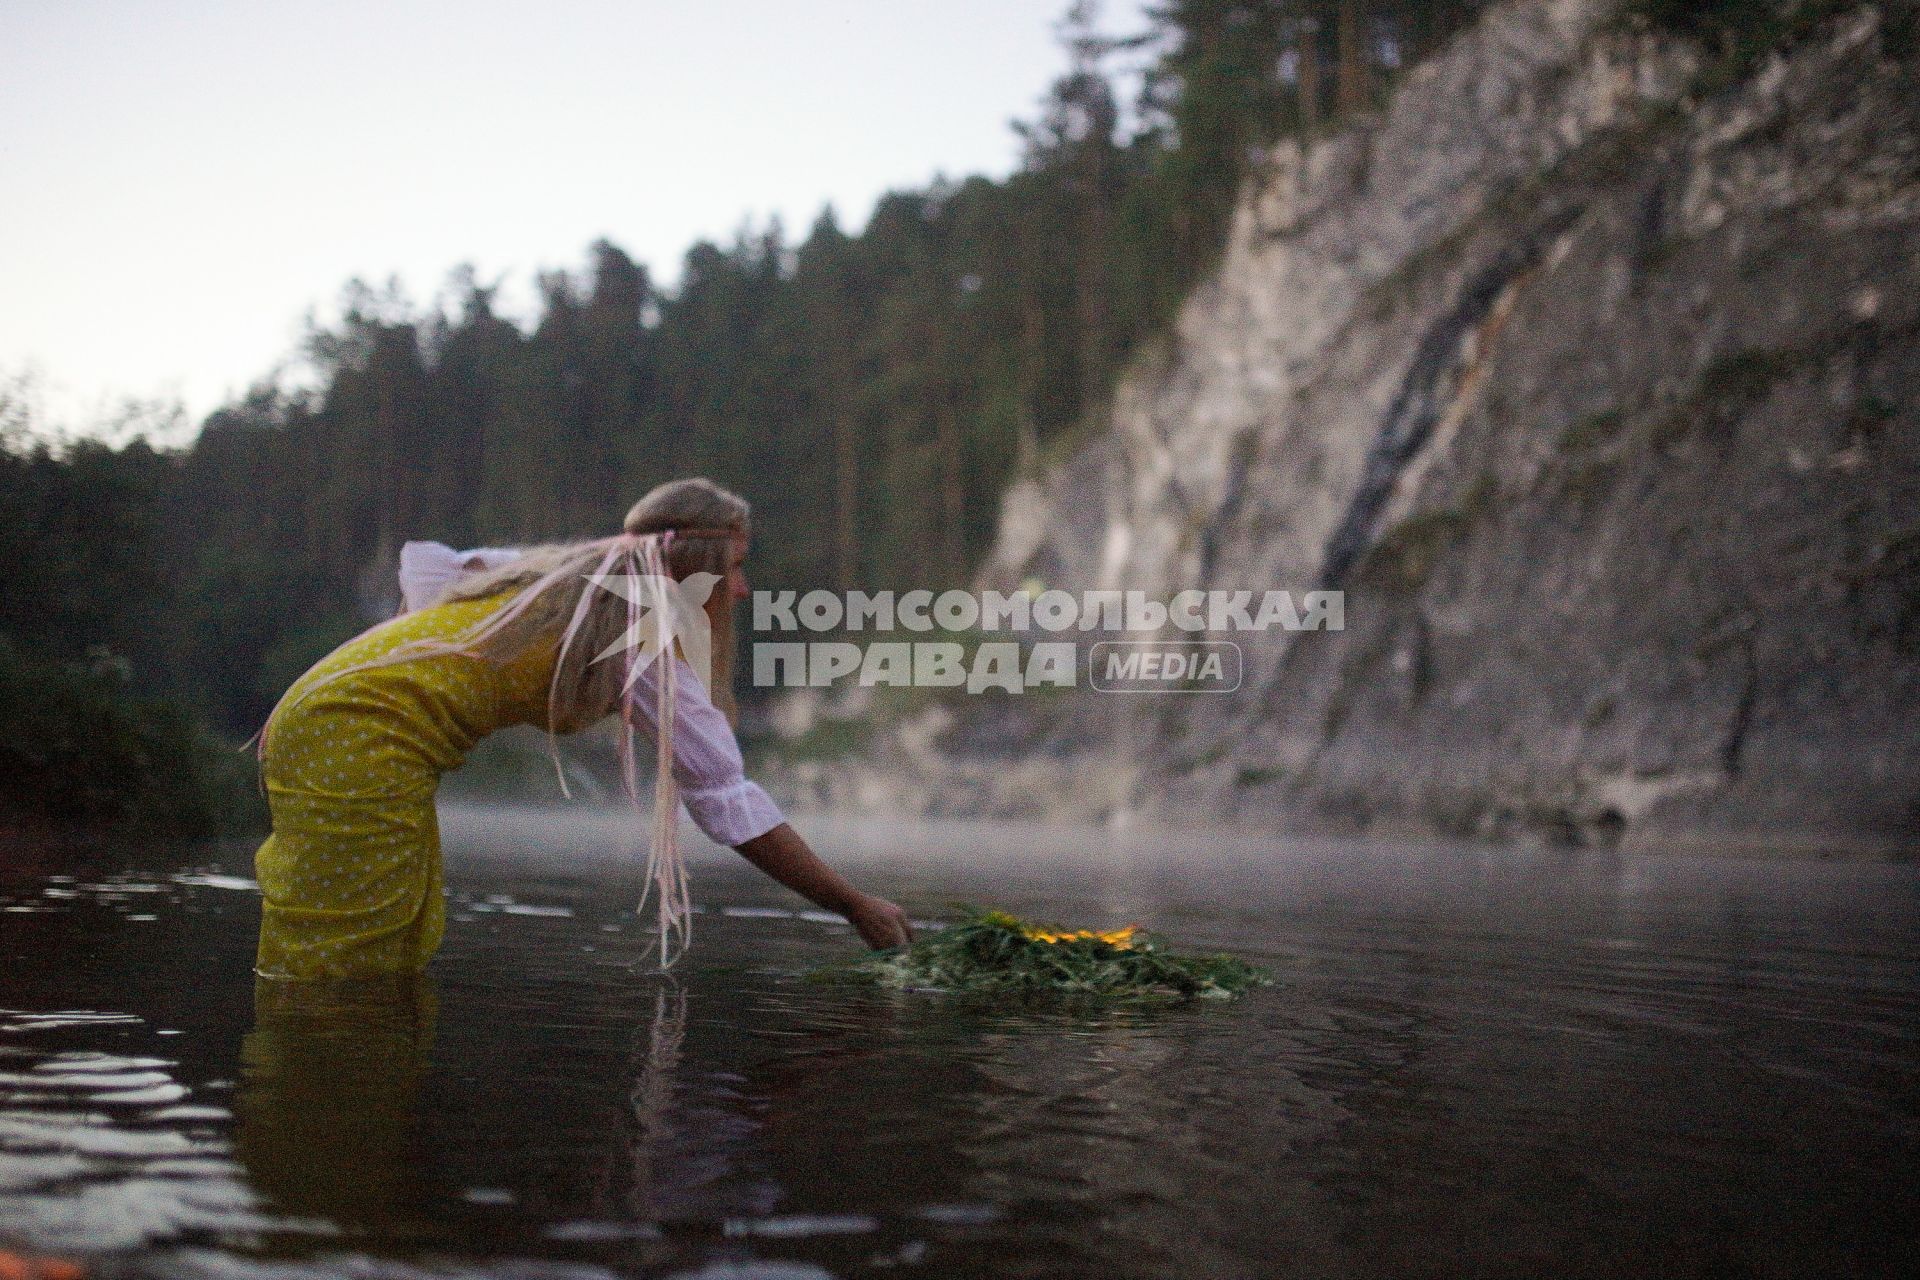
left=625, top=657, right=786, bottom=847
left=398, top=541, right=463, bottom=612
left=397, top=542, right=522, bottom=612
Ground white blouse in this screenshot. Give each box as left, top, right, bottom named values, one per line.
left=398, top=540, right=522, bottom=613
left=396, top=540, right=785, bottom=848
left=624, top=654, right=787, bottom=847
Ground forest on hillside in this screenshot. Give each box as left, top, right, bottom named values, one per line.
left=4, top=0, right=1543, bottom=829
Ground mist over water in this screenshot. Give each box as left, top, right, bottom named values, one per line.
left=3, top=806, right=1916, bottom=1278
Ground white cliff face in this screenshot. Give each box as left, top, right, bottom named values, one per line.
left=825, top=0, right=1920, bottom=854
left=985, top=0, right=1697, bottom=612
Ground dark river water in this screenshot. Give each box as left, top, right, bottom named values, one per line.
left=1, top=807, right=1915, bottom=1279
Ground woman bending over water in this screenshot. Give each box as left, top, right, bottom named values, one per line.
left=251, top=477, right=913, bottom=979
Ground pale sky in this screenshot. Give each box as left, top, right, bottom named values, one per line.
left=0, top=0, right=1153, bottom=443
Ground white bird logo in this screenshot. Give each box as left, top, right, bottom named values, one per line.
left=583, top=569, right=722, bottom=693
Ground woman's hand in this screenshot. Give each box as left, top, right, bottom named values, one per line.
left=845, top=892, right=915, bottom=950
left=733, top=825, right=913, bottom=950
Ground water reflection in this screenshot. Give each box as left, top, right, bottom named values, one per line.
left=591, top=983, right=688, bottom=1227
left=236, top=975, right=438, bottom=1238
left=0, top=1010, right=262, bottom=1252
left=3, top=816, right=1917, bottom=1279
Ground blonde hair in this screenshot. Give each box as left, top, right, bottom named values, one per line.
left=264, top=476, right=752, bottom=966
left=439, top=477, right=750, bottom=730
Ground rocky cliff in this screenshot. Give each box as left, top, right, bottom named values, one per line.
left=791, top=0, right=1920, bottom=856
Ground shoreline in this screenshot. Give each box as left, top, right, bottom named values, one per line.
left=432, top=796, right=1915, bottom=867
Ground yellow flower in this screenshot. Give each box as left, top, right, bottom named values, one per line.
left=1019, top=922, right=1143, bottom=949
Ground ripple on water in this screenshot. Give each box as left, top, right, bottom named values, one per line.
left=171, top=874, right=260, bottom=892
left=0, top=1013, right=277, bottom=1252
left=6, top=832, right=1917, bottom=1280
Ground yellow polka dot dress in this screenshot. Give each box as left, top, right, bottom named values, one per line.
left=252, top=595, right=557, bottom=979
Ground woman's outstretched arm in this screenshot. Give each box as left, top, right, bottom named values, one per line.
left=626, top=656, right=913, bottom=950
left=733, top=823, right=914, bottom=949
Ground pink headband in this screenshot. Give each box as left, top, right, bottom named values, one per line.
left=624, top=525, right=744, bottom=541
